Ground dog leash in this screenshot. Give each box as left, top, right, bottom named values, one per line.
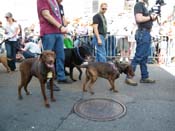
left=0, top=38, right=22, bottom=52
left=0, top=39, right=9, bottom=45
left=75, top=45, right=92, bottom=62
left=75, top=47, right=84, bottom=61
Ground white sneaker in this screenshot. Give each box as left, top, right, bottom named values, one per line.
left=120, top=57, right=123, bottom=62
left=82, top=62, right=88, bottom=65
left=125, top=58, right=129, bottom=62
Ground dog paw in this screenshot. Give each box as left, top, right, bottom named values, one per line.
left=45, top=103, right=50, bottom=108
left=109, top=88, right=113, bottom=91
left=7, top=70, right=11, bottom=73
left=51, top=98, right=56, bottom=102
left=90, top=92, right=95, bottom=95
left=26, top=92, right=31, bottom=95
left=83, top=89, right=87, bottom=92
left=113, top=90, right=119, bottom=93
left=18, top=96, right=23, bottom=100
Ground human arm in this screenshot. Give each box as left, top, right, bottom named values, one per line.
left=41, top=10, right=68, bottom=33
left=92, top=24, right=102, bottom=45
left=135, top=13, right=158, bottom=23
left=12, top=23, right=19, bottom=38
left=20, top=44, right=28, bottom=52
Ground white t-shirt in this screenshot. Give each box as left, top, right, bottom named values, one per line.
left=5, top=22, right=19, bottom=41
left=24, top=42, right=41, bottom=54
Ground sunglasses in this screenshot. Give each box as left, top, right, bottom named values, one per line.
left=102, top=8, right=107, bottom=10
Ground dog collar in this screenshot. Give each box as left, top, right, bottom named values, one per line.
left=108, top=62, right=117, bottom=71
left=40, top=62, right=54, bottom=79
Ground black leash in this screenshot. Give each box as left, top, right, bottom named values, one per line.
left=0, top=39, right=9, bottom=45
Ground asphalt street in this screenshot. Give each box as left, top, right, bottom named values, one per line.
left=0, top=62, right=175, bottom=131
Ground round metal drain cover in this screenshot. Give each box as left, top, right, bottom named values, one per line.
left=73, top=98, right=126, bottom=121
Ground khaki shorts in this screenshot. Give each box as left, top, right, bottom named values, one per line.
left=117, top=38, right=129, bottom=51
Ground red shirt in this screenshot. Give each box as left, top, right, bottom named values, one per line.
left=37, top=0, right=62, bottom=36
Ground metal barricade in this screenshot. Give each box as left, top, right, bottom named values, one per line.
left=105, top=35, right=118, bottom=57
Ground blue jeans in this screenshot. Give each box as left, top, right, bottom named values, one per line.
left=5, top=41, right=17, bottom=70
left=41, top=34, right=66, bottom=80
left=73, top=39, right=79, bottom=47
left=131, top=29, right=151, bottom=79
left=23, top=51, right=35, bottom=58
left=92, top=35, right=107, bottom=62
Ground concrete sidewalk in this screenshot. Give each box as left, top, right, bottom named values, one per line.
left=0, top=63, right=175, bottom=131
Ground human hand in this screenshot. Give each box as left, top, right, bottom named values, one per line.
left=150, top=13, right=158, bottom=21
left=4, top=35, right=11, bottom=40
left=60, top=26, right=68, bottom=34
left=20, top=48, right=25, bottom=51
left=97, top=38, right=102, bottom=45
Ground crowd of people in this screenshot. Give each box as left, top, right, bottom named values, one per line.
left=0, top=0, right=175, bottom=90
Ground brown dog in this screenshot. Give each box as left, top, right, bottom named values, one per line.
left=18, top=50, right=56, bottom=108
left=80, top=60, right=134, bottom=94
left=0, top=56, right=11, bottom=73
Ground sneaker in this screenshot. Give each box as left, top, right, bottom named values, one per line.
left=125, top=78, right=138, bottom=86
left=120, top=57, right=123, bottom=62
left=46, top=82, right=61, bottom=91
left=57, top=79, right=72, bottom=84
left=140, top=78, right=156, bottom=83
left=125, top=58, right=129, bottom=62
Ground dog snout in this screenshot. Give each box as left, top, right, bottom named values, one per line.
left=85, top=56, right=95, bottom=62
left=48, top=59, right=54, bottom=64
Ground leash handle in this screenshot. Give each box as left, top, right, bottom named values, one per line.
left=0, top=38, right=11, bottom=45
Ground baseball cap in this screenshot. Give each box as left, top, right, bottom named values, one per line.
left=5, top=12, right=13, bottom=18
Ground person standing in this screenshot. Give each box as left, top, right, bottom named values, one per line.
left=92, top=3, right=108, bottom=62
left=4, top=12, right=19, bottom=71
left=37, top=0, right=72, bottom=91
left=125, top=0, right=157, bottom=86
left=118, top=27, right=130, bottom=62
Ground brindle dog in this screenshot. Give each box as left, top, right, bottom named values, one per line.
left=18, top=50, right=56, bottom=108
left=80, top=60, right=134, bottom=94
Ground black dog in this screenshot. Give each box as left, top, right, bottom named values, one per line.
left=64, top=45, right=94, bottom=81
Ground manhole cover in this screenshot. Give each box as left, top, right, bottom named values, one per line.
left=73, top=98, right=126, bottom=121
